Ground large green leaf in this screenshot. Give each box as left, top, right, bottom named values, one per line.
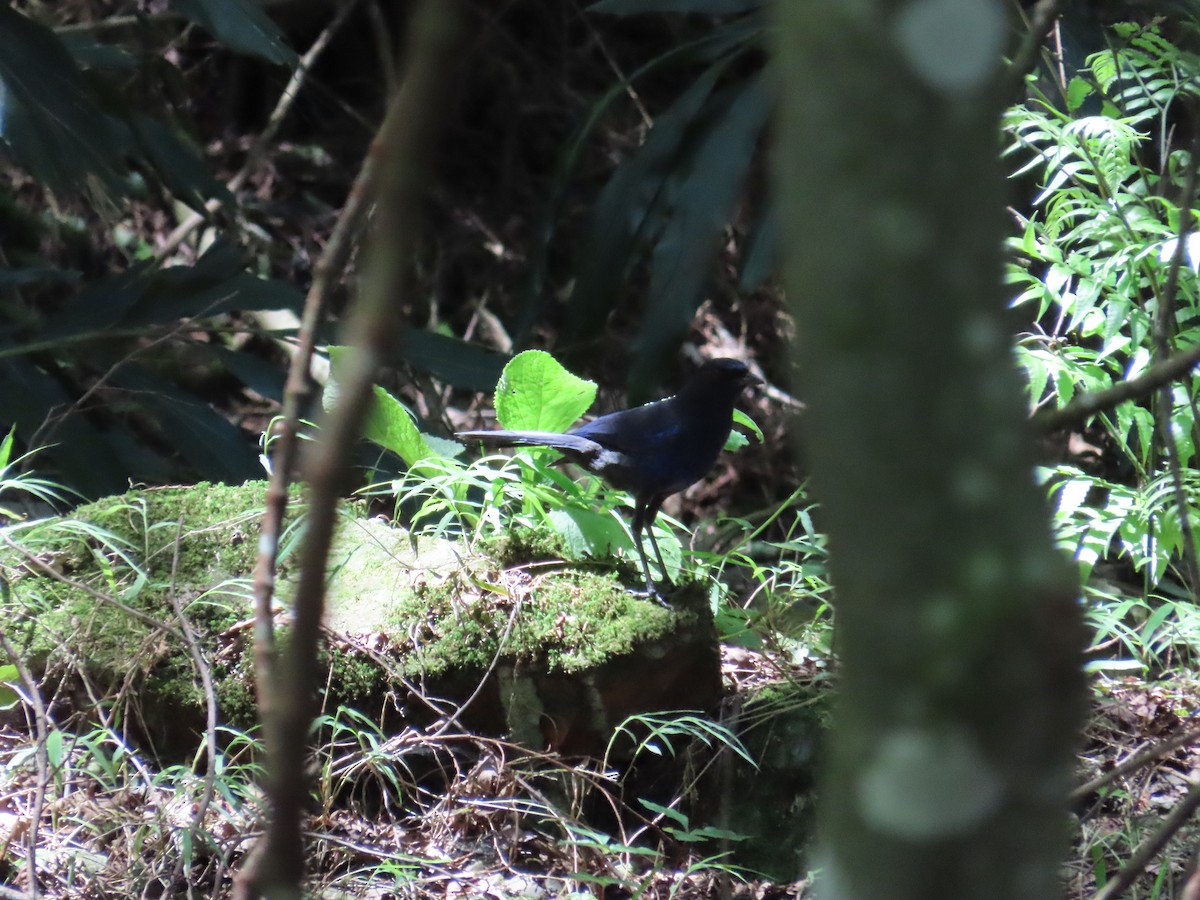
left=169, top=0, right=297, bottom=66
left=361, top=385, right=442, bottom=466
left=325, top=346, right=459, bottom=467
left=548, top=507, right=631, bottom=560
left=494, top=350, right=596, bottom=432
left=0, top=663, right=20, bottom=712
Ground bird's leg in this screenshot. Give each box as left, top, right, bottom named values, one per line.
left=635, top=532, right=656, bottom=596
left=633, top=496, right=672, bottom=609
left=630, top=502, right=655, bottom=594
left=642, top=496, right=671, bottom=587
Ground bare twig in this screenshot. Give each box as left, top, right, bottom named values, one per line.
left=250, top=3, right=463, bottom=896
left=366, top=0, right=397, bottom=88
left=572, top=0, right=651, bottom=128
left=1094, top=774, right=1200, bottom=900
left=154, top=1, right=362, bottom=262
left=250, top=1, right=383, bottom=728
left=1071, top=719, right=1200, bottom=807
left=429, top=595, right=522, bottom=739
left=162, top=516, right=220, bottom=894
left=1005, top=0, right=1064, bottom=104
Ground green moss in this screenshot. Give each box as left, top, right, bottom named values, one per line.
left=384, top=569, right=691, bottom=679
left=321, top=643, right=390, bottom=709
left=0, top=481, right=296, bottom=738
left=2, top=480, right=704, bottom=753
left=217, top=659, right=259, bottom=729
left=5, top=481, right=283, bottom=647
left=475, top=522, right=568, bottom=567
left=722, top=679, right=829, bottom=881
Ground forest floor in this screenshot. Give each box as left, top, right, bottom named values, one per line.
left=0, top=637, right=1195, bottom=897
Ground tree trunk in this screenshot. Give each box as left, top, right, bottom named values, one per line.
left=770, top=4, right=1086, bottom=897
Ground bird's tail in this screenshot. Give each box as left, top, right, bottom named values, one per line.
left=455, top=430, right=594, bottom=454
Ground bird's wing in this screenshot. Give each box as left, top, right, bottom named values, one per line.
left=570, top=399, right=682, bottom=456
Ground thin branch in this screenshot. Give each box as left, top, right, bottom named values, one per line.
left=1093, top=774, right=1200, bottom=900
left=1031, top=341, right=1200, bottom=434
left=1071, top=719, right=1200, bottom=807
left=154, top=1, right=362, bottom=262
left=1005, top=0, right=1063, bottom=104
left=366, top=0, right=397, bottom=89
left=573, top=0, right=652, bottom=128
left=250, top=2, right=463, bottom=896
left=163, top=516, right=220, bottom=895
left=429, top=595, right=522, bottom=739
left=250, top=0, right=385, bottom=727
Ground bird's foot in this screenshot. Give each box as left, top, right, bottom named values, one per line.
left=629, top=585, right=673, bottom=608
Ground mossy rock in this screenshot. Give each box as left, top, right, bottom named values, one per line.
left=705, top=680, right=829, bottom=881
left=0, top=481, right=721, bottom=756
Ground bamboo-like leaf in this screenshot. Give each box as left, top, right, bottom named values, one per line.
left=0, top=7, right=130, bottom=192
left=32, top=243, right=302, bottom=344
left=169, top=0, right=297, bottom=66
left=567, top=54, right=738, bottom=344
left=0, top=357, right=146, bottom=496
left=739, top=197, right=777, bottom=291
left=632, top=72, right=771, bottom=387
left=129, top=115, right=232, bottom=209
left=399, top=329, right=507, bottom=393
left=515, top=23, right=756, bottom=344
left=109, top=363, right=261, bottom=481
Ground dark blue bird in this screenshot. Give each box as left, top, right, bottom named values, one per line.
left=456, top=357, right=758, bottom=601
